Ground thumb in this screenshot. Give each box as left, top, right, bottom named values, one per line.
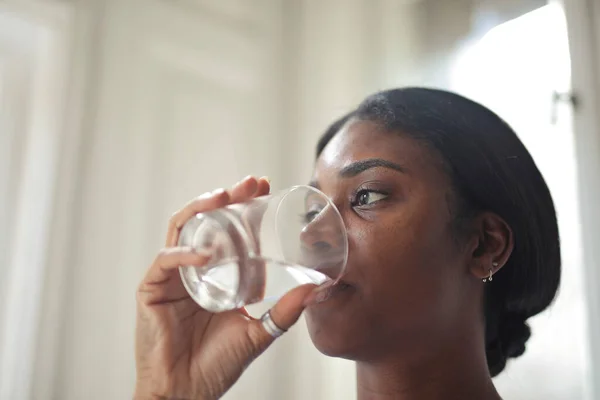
left=247, top=284, right=317, bottom=352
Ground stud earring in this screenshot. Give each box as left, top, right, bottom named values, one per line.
left=483, top=262, right=499, bottom=283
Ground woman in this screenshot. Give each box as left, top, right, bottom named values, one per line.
left=134, top=88, right=560, bottom=399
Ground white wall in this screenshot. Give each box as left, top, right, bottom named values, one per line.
left=0, top=2, right=73, bottom=399
left=37, top=1, right=291, bottom=399
left=562, top=0, right=600, bottom=399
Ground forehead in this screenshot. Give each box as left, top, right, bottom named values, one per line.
left=316, top=119, right=436, bottom=174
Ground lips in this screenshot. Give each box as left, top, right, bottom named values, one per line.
left=311, top=279, right=353, bottom=303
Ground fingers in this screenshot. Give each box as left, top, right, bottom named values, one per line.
left=142, top=247, right=211, bottom=286
left=138, top=247, right=213, bottom=305
left=255, top=177, right=271, bottom=197
left=247, top=284, right=317, bottom=350
left=229, top=176, right=259, bottom=203
left=152, top=175, right=271, bottom=301
left=166, top=190, right=231, bottom=247
left=231, top=175, right=270, bottom=201
left=268, top=284, right=317, bottom=331
left=166, top=176, right=270, bottom=248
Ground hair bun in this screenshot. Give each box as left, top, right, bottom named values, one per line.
left=486, top=313, right=531, bottom=376
left=500, top=315, right=531, bottom=358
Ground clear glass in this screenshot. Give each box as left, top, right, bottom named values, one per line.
left=178, top=185, right=348, bottom=312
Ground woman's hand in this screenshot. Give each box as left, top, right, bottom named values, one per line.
left=135, top=176, right=315, bottom=400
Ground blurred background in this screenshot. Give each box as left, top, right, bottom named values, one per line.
left=1, top=0, right=599, bottom=399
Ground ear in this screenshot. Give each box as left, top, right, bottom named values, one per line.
left=466, top=212, right=514, bottom=281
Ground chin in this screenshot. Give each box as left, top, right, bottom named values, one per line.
left=304, top=308, right=364, bottom=360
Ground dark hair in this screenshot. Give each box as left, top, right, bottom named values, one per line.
left=316, top=87, right=561, bottom=377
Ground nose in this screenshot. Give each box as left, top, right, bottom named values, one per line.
left=299, top=204, right=345, bottom=272
left=300, top=204, right=339, bottom=246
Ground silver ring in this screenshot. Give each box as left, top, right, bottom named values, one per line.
left=260, top=310, right=287, bottom=338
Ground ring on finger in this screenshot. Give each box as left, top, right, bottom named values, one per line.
left=260, top=310, right=287, bottom=338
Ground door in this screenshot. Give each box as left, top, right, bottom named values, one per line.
left=41, top=1, right=289, bottom=399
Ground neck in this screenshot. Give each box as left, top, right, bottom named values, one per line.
left=356, top=330, right=501, bottom=400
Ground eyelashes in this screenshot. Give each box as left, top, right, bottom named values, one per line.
left=299, top=209, right=321, bottom=224
left=301, top=186, right=392, bottom=222
left=350, top=189, right=389, bottom=207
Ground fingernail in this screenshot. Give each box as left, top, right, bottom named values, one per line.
left=190, top=247, right=213, bottom=257
left=260, top=176, right=271, bottom=184
left=315, top=290, right=330, bottom=303
left=304, top=291, right=329, bottom=306
left=197, top=249, right=213, bottom=257
left=212, top=188, right=226, bottom=195
left=302, top=283, right=331, bottom=306
left=233, top=176, right=250, bottom=187
left=303, top=292, right=317, bottom=307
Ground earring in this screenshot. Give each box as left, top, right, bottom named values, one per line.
left=483, top=262, right=499, bottom=283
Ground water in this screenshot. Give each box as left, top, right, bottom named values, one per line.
left=180, top=256, right=329, bottom=313
left=178, top=200, right=345, bottom=313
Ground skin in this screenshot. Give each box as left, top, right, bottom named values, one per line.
left=135, top=120, right=514, bottom=400
left=305, top=120, right=513, bottom=399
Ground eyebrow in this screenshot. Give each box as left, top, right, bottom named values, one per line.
left=308, top=158, right=407, bottom=188
left=340, top=158, right=407, bottom=177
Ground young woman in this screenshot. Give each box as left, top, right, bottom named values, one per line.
left=135, top=88, right=560, bottom=400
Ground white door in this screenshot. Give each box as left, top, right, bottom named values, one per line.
left=34, top=1, right=292, bottom=399
left=0, top=2, right=72, bottom=399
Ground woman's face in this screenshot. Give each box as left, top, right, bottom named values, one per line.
left=305, top=120, right=477, bottom=361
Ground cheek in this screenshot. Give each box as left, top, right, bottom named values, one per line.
left=351, top=205, right=461, bottom=329
left=353, top=207, right=449, bottom=275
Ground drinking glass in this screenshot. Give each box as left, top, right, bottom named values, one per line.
left=178, top=185, right=348, bottom=312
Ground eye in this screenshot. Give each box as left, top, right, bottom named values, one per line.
left=301, top=210, right=321, bottom=223
left=300, top=205, right=325, bottom=223
left=352, top=190, right=388, bottom=207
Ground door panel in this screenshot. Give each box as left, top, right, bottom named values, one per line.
left=55, top=1, right=284, bottom=398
